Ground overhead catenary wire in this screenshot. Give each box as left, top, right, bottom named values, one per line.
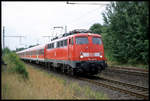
left=66, top=1, right=110, bottom=31
left=67, top=6, right=106, bottom=30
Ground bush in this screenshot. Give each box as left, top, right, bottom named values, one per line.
left=2, top=48, right=28, bottom=79
left=14, top=61, right=28, bottom=79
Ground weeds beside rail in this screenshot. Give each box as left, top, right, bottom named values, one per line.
left=2, top=48, right=28, bottom=79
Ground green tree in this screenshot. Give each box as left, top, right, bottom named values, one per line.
left=89, top=23, right=103, bottom=34
left=102, top=1, right=149, bottom=64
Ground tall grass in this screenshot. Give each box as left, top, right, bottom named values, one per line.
left=2, top=47, right=28, bottom=79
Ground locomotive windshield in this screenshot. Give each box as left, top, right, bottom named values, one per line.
left=76, top=37, right=89, bottom=44
left=92, top=37, right=102, bottom=45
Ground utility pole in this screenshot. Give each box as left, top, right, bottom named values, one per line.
left=65, top=26, right=67, bottom=33
left=3, top=26, right=5, bottom=49
left=2, top=26, right=25, bottom=49
left=53, top=26, right=63, bottom=37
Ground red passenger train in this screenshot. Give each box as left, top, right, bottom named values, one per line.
left=16, top=29, right=107, bottom=75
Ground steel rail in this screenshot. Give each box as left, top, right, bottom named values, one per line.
left=101, top=77, right=148, bottom=91
left=78, top=77, right=149, bottom=100
left=106, top=68, right=148, bottom=77
left=109, top=66, right=148, bottom=72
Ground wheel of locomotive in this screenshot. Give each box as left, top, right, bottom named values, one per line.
left=45, top=62, right=48, bottom=69
left=66, top=65, right=70, bottom=75
left=61, top=64, right=66, bottom=73
left=52, top=65, right=56, bottom=72
left=70, top=68, right=74, bottom=76
left=68, top=67, right=75, bottom=76
left=48, top=63, right=50, bottom=71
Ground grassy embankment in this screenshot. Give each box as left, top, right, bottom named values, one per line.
left=2, top=48, right=108, bottom=99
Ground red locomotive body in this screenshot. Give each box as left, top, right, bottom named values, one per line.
left=16, top=29, right=107, bottom=75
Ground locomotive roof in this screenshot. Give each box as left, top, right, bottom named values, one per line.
left=47, top=33, right=101, bottom=44
left=16, top=29, right=101, bottom=54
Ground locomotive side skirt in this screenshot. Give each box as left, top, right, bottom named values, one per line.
left=45, top=59, right=107, bottom=74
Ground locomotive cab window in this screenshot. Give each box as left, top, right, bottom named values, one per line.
left=75, top=37, right=89, bottom=44
left=92, top=37, right=102, bottom=45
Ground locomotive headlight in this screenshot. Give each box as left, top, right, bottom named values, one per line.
left=80, top=52, right=84, bottom=58
left=80, top=55, right=84, bottom=58
left=100, top=55, right=103, bottom=58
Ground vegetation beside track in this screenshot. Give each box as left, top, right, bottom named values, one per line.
left=2, top=47, right=28, bottom=79
left=2, top=63, right=108, bottom=99
left=2, top=48, right=108, bottom=99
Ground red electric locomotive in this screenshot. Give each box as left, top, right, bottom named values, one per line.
left=16, top=29, right=107, bottom=75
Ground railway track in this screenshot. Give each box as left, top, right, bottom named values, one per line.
left=109, top=66, right=148, bottom=72
left=25, top=62, right=148, bottom=99
left=109, top=66, right=148, bottom=73
left=77, top=76, right=149, bottom=100
left=106, top=66, right=148, bottom=77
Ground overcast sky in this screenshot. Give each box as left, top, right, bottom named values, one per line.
left=2, top=1, right=110, bottom=50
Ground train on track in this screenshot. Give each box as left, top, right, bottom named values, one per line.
left=16, top=29, right=107, bottom=75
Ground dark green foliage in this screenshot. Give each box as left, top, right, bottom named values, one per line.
left=89, top=23, right=103, bottom=34
left=14, top=61, right=28, bottom=79
left=2, top=47, right=11, bottom=54
left=102, top=1, right=149, bottom=65
left=90, top=1, right=149, bottom=66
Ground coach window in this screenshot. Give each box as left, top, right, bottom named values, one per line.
left=51, top=44, right=52, bottom=49
left=71, top=37, right=74, bottom=45
left=51, top=43, right=52, bottom=48
left=57, top=42, right=58, bottom=47
left=40, top=49, right=43, bottom=54
left=36, top=50, right=38, bottom=55
left=61, top=41, right=63, bottom=47
left=48, top=44, right=51, bottom=49
left=69, top=38, right=71, bottom=45
left=48, top=44, right=50, bottom=49
left=40, top=50, right=42, bottom=54
left=57, top=41, right=60, bottom=48
left=52, top=43, right=54, bottom=48
left=39, top=50, right=41, bottom=54
left=49, top=44, right=50, bottom=49
left=64, top=39, right=67, bottom=46
left=42, top=49, right=44, bottom=54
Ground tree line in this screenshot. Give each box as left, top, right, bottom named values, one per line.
left=90, top=1, right=149, bottom=65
